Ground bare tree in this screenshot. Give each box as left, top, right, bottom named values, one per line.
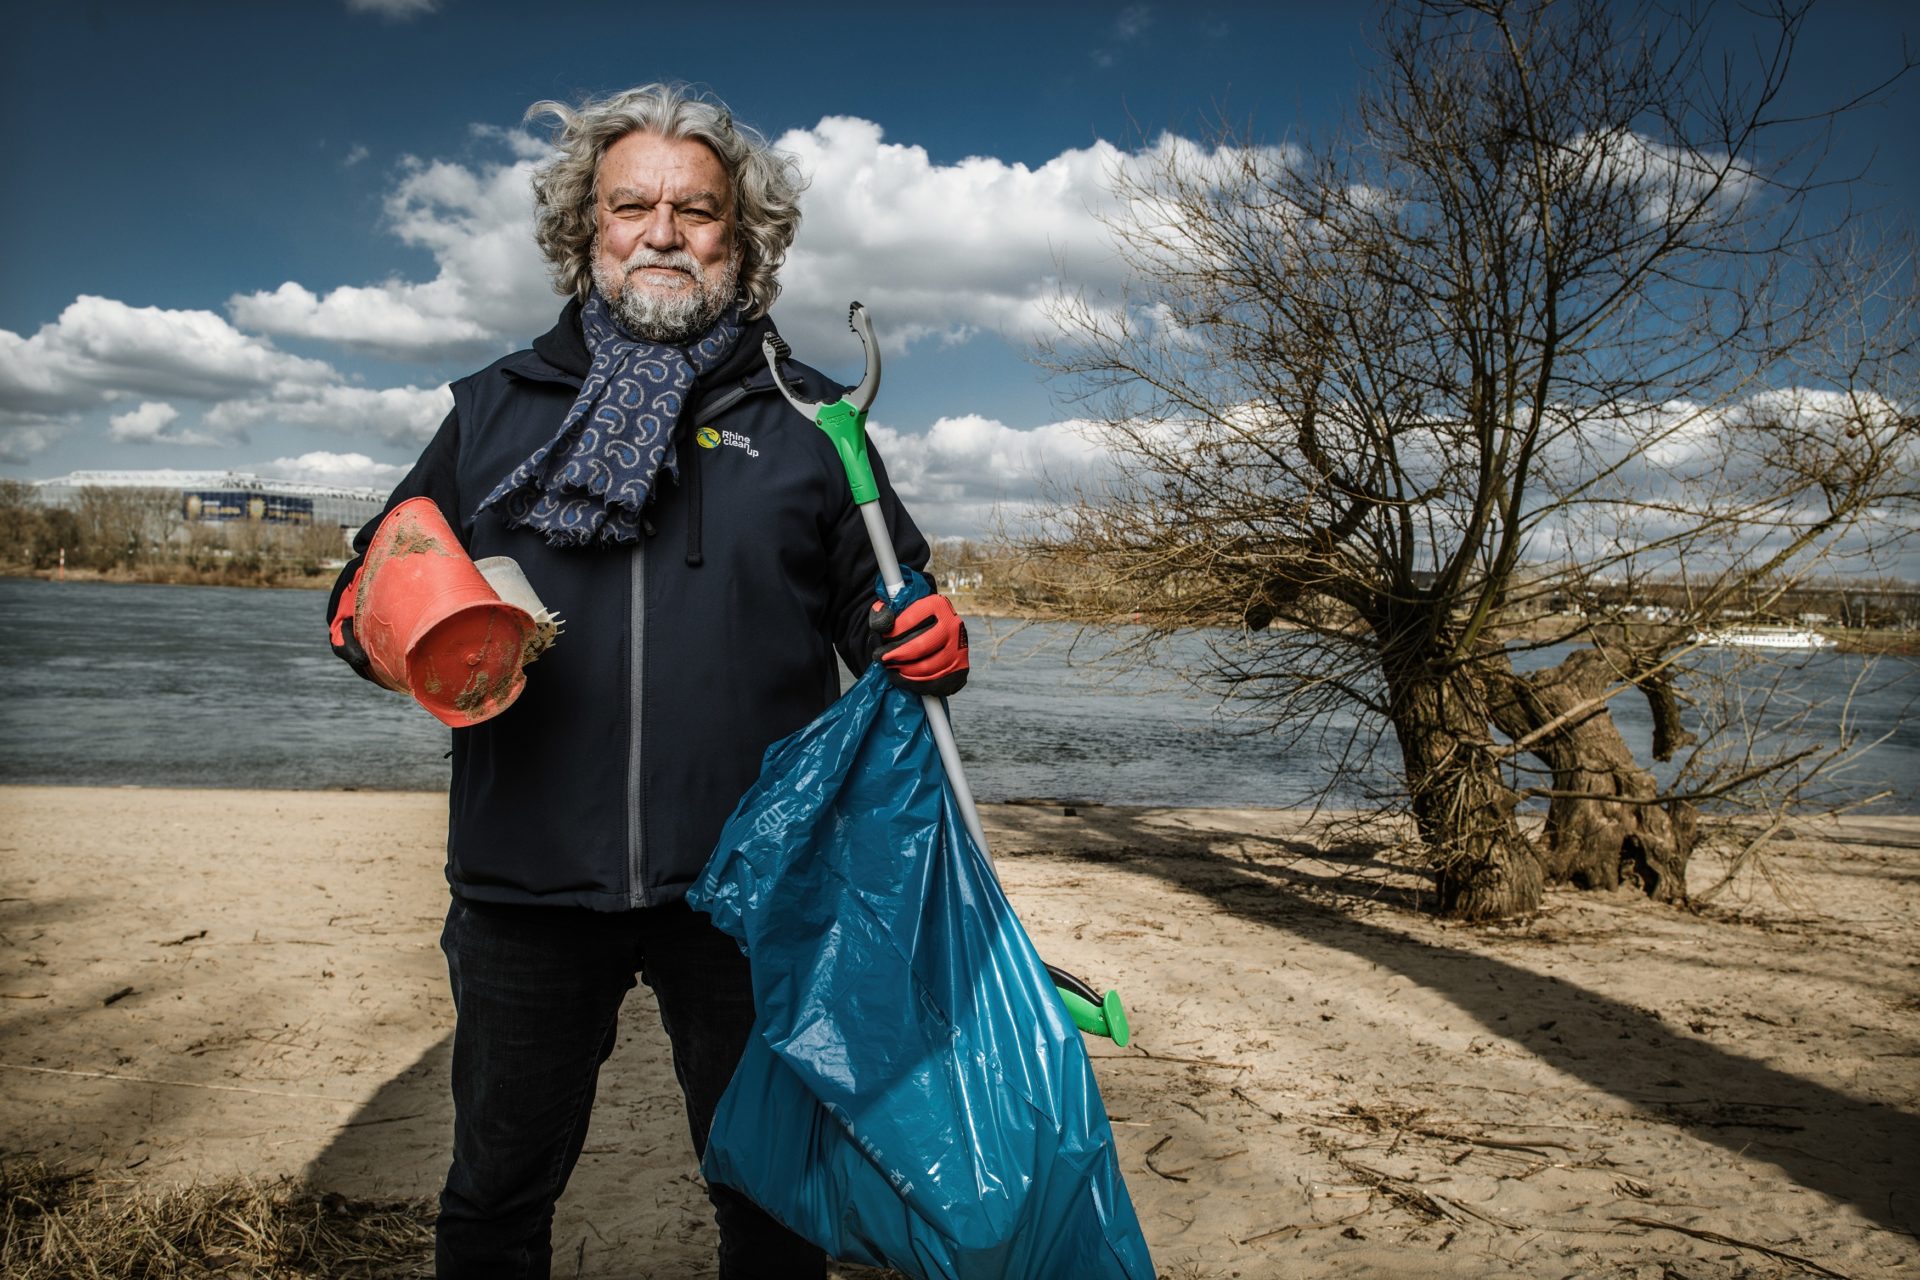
left=71, top=487, right=184, bottom=571
left=0, top=479, right=40, bottom=570
left=1032, top=0, right=1919, bottom=918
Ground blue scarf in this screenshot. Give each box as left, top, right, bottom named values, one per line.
left=480, top=291, right=745, bottom=548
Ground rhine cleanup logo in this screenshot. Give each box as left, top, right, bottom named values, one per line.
left=695, top=427, right=760, bottom=458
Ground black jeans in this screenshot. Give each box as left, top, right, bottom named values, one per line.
left=435, top=895, right=825, bottom=1280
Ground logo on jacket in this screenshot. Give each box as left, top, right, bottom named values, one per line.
left=693, top=426, right=757, bottom=457
left=691, top=427, right=748, bottom=458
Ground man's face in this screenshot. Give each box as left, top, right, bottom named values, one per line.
left=590, top=131, right=740, bottom=343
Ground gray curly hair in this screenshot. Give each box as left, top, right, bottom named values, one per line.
left=526, top=84, right=806, bottom=318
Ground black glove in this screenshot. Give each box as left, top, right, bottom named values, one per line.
left=333, top=615, right=376, bottom=684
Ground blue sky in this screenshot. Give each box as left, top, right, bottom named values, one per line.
left=3, top=0, right=1915, bottom=538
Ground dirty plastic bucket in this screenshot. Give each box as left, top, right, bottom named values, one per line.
left=354, top=497, right=537, bottom=727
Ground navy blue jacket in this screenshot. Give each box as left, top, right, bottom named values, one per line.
left=327, top=300, right=929, bottom=909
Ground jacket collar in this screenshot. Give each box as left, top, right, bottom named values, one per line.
left=502, top=297, right=784, bottom=394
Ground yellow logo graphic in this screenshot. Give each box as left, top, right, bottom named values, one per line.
left=695, top=427, right=721, bottom=449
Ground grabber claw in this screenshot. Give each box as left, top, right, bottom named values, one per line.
left=843, top=301, right=881, bottom=413
left=760, top=301, right=882, bottom=423
left=760, top=301, right=885, bottom=504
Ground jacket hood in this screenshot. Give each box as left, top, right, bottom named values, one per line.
left=530, top=296, right=590, bottom=378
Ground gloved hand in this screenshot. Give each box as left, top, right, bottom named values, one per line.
left=329, top=563, right=379, bottom=684
left=870, top=592, right=969, bottom=697
left=333, top=615, right=377, bottom=684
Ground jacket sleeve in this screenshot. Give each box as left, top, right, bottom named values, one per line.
left=326, top=405, right=464, bottom=683
left=825, top=432, right=932, bottom=675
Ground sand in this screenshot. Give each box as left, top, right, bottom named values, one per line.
left=1, top=785, right=1915, bottom=1279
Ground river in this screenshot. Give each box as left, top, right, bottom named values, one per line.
left=1, top=578, right=1913, bottom=813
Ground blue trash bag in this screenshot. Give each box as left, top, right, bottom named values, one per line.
left=687, top=571, right=1155, bottom=1280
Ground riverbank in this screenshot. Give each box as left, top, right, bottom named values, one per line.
left=9, top=568, right=1913, bottom=657
left=2, top=564, right=341, bottom=590
left=2, top=786, right=1913, bottom=1278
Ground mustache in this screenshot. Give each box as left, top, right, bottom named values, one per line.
left=622, top=250, right=702, bottom=278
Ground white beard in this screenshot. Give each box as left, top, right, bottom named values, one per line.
left=591, top=245, right=741, bottom=344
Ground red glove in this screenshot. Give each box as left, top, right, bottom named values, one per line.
left=871, top=593, right=969, bottom=696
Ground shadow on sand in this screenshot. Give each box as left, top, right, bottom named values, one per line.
left=1003, top=806, right=1918, bottom=1237
left=304, top=808, right=1917, bottom=1245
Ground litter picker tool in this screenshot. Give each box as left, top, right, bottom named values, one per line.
left=763, top=304, right=1129, bottom=1046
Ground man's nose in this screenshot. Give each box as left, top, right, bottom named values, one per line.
left=640, top=206, right=682, bottom=249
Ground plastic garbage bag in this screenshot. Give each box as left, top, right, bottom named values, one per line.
left=687, top=573, right=1155, bottom=1279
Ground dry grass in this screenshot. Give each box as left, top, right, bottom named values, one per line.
left=1, top=1158, right=433, bottom=1279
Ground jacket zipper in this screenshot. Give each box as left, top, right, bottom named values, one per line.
left=623, top=371, right=800, bottom=907
left=693, top=380, right=758, bottom=424
left=626, top=539, right=647, bottom=906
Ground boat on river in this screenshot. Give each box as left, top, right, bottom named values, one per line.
left=1690, top=626, right=1835, bottom=651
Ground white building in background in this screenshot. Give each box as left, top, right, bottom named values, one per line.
left=32, top=469, right=388, bottom=534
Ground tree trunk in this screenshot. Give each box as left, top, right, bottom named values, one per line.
left=1381, top=646, right=1544, bottom=920
left=1486, top=647, right=1695, bottom=903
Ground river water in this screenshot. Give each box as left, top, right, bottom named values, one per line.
left=1, top=578, right=1913, bottom=812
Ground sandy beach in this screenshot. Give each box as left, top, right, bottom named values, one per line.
left=2, top=785, right=1915, bottom=1278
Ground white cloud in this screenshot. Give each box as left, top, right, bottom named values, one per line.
left=1576, top=128, right=1756, bottom=225
left=254, top=450, right=409, bottom=491
left=1092, top=2, right=1154, bottom=65
left=469, top=122, right=550, bottom=162
left=345, top=0, right=437, bottom=18
left=0, top=121, right=1206, bottom=490
left=107, top=400, right=228, bottom=447
left=108, top=401, right=177, bottom=441
left=225, top=117, right=1154, bottom=367
left=0, top=413, right=66, bottom=465
left=869, top=413, right=1112, bottom=537
left=342, top=143, right=370, bottom=168
left=204, top=382, right=453, bottom=447
left=229, top=151, right=553, bottom=359
left=229, top=281, right=497, bottom=359
left=0, top=296, right=454, bottom=461
left=0, top=296, right=334, bottom=416
left=1113, top=4, right=1154, bottom=40
left=774, top=117, right=1135, bottom=356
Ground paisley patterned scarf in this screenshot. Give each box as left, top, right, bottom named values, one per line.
left=479, top=290, right=745, bottom=548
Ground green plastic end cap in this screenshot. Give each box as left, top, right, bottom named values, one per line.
left=1102, top=990, right=1130, bottom=1047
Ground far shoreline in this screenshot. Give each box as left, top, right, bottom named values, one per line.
left=7, top=567, right=1915, bottom=655
left=1, top=564, right=340, bottom=592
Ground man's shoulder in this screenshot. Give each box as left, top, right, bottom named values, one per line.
left=723, top=312, right=849, bottom=405
left=464, top=347, right=570, bottom=386
left=449, top=347, right=578, bottom=411
left=453, top=300, right=586, bottom=396
left=779, top=356, right=845, bottom=404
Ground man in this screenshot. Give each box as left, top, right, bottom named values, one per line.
left=326, top=83, right=970, bottom=1279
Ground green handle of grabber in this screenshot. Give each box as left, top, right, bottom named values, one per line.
left=1047, top=963, right=1130, bottom=1046
left=815, top=399, right=878, bottom=504
left=798, top=312, right=1133, bottom=1045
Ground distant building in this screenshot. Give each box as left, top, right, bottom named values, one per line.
left=32, top=469, right=388, bottom=534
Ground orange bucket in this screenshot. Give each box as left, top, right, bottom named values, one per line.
left=354, top=498, right=537, bottom=726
